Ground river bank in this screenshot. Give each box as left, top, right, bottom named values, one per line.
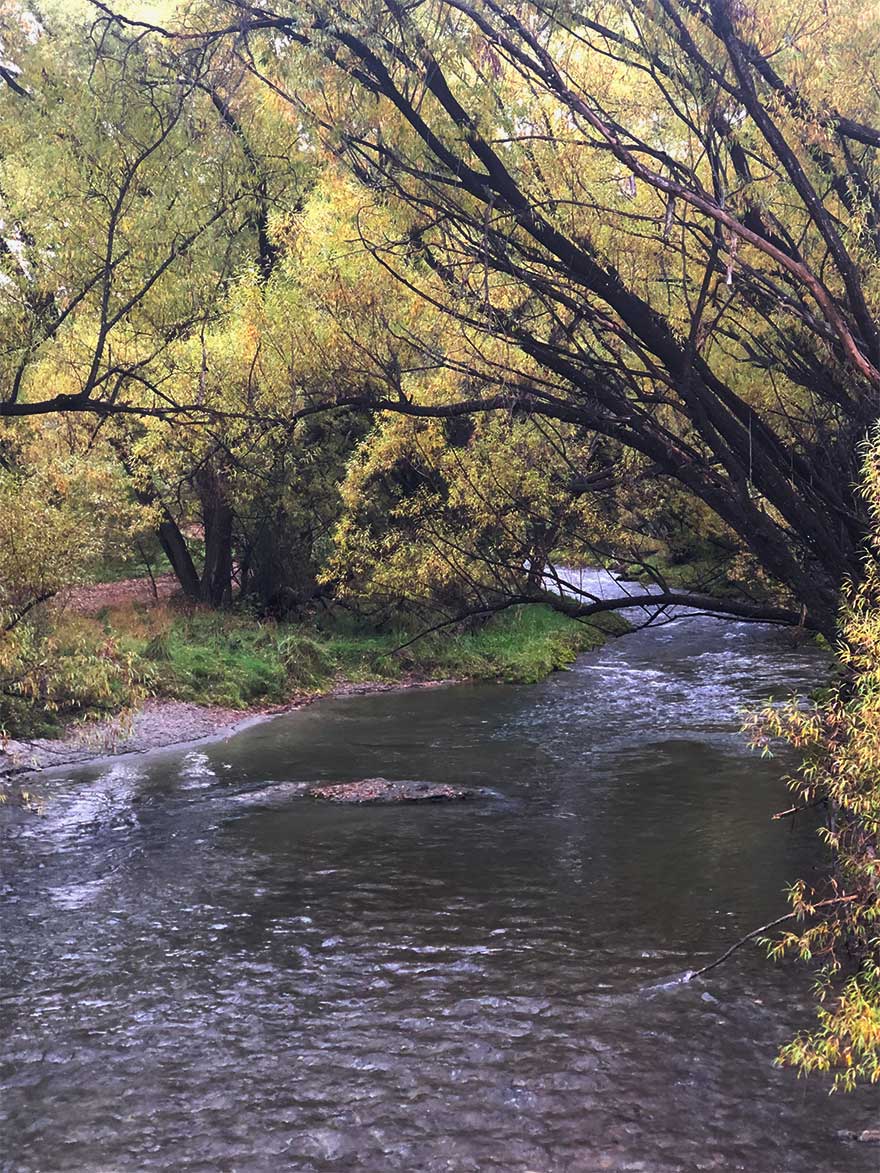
left=0, top=677, right=455, bottom=782
left=0, top=599, right=624, bottom=786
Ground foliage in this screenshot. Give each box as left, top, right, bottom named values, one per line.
left=0, top=612, right=145, bottom=737
left=0, top=450, right=153, bottom=735
left=159, top=0, right=880, bottom=633
left=7, top=1, right=866, bottom=630
left=746, top=431, right=880, bottom=1089
left=0, top=2, right=305, bottom=416
left=327, top=409, right=623, bottom=616
left=118, top=253, right=368, bottom=613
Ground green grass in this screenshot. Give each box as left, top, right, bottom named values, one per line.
left=138, top=615, right=292, bottom=707
left=140, top=603, right=626, bottom=705
left=369, top=604, right=626, bottom=684
left=125, top=603, right=626, bottom=701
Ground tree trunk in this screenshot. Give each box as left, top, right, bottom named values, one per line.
left=110, top=438, right=203, bottom=601
left=196, top=464, right=234, bottom=607
left=156, top=508, right=201, bottom=600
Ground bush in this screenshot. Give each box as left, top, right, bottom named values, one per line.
left=745, top=432, right=880, bottom=1090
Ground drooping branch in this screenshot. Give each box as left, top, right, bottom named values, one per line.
left=386, top=584, right=816, bottom=659
left=684, top=896, right=857, bottom=982
left=61, top=1, right=880, bottom=630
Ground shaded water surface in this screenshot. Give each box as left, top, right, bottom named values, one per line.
left=2, top=598, right=879, bottom=1170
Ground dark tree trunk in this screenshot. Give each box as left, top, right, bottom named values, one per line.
left=110, top=437, right=203, bottom=601
left=196, top=465, right=234, bottom=607
left=157, top=509, right=202, bottom=600
left=241, top=512, right=320, bottom=617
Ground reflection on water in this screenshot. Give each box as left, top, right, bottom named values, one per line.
left=1, top=592, right=878, bottom=1171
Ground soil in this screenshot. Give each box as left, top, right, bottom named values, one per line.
left=57, top=573, right=180, bottom=614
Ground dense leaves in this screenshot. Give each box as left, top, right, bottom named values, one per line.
left=151, top=0, right=880, bottom=633
left=747, top=432, right=880, bottom=1088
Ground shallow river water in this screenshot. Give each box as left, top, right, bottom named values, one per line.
left=2, top=586, right=879, bottom=1171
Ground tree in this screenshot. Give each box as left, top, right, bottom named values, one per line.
left=93, top=0, right=880, bottom=634
left=326, top=407, right=621, bottom=618
left=0, top=1, right=302, bottom=419
left=2, top=3, right=331, bottom=608
left=115, top=264, right=369, bottom=612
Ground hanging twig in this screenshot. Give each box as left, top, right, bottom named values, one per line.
left=688, top=911, right=799, bottom=980
left=687, top=895, right=856, bottom=981
left=771, top=797, right=826, bottom=820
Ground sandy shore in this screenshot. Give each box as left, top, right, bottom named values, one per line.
left=0, top=677, right=457, bottom=781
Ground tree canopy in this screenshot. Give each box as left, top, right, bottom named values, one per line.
left=56, top=0, right=880, bottom=634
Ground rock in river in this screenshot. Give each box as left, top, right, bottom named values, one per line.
left=307, top=777, right=476, bottom=805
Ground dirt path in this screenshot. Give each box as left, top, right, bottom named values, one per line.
left=57, top=573, right=180, bottom=615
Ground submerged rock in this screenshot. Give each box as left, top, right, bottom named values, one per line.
left=307, top=777, right=476, bottom=805
left=837, top=1129, right=880, bottom=1144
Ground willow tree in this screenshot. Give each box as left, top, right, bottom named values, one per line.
left=1, top=4, right=321, bottom=605
left=0, top=12, right=263, bottom=417
left=89, top=0, right=880, bottom=635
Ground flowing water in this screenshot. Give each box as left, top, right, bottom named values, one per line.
left=2, top=581, right=879, bottom=1171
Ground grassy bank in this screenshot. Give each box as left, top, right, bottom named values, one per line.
left=119, top=603, right=624, bottom=704
left=2, top=602, right=626, bottom=740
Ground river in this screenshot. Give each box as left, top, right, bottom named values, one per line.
left=1, top=583, right=878, bottom=1171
